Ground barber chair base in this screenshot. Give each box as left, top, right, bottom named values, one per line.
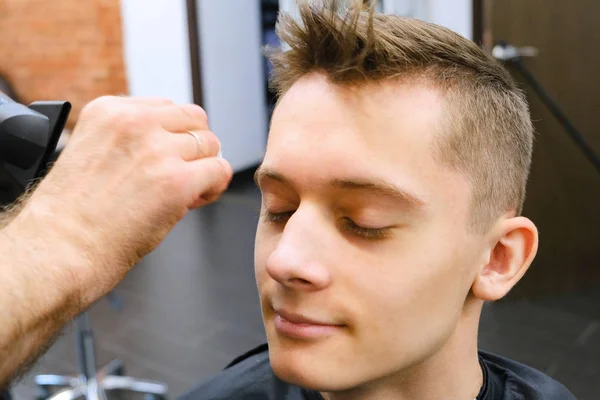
left=35, top=359, right=168, bottom=400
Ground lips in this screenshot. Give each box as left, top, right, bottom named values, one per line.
left=275, top=309, right=334, bottom=326
left=273, top=308, right=344, bottom=339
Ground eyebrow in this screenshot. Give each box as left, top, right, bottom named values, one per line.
left=254, top=166, right=426, bottom=209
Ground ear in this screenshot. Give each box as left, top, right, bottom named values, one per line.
left=472, top=216, right=539, bottom=301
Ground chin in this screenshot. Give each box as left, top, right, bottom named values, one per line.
left=266, top=331, right=361, bottom=392
left=269, top=346, right=344, bottom=391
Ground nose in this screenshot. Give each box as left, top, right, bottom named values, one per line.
left=265, top=209, right=332, bottom=291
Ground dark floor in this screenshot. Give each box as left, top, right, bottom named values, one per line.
left=10, top=171, right=600, bottom=400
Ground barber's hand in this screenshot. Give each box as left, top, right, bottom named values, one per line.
left=19, top=96, right=233, bottom=301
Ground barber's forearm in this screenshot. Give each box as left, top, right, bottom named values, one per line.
left=0, top=201, right=98, bottom=386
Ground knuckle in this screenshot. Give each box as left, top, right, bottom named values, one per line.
left=142, top=158, right=170, bottom=184
left=181, top=104, right=208, bottom=125
left=145, top=136, right=167, bottom=159
left=113, top=107, right=147, bottom=133
left=135, top=96, right=173, bottom=105
left=222, top=159, right=234, bottom=181
left=213, top=158, right=232, bottom=183
left=157, top=162, right=187, bottom=193
left=203, top=160, right=232, bottom=198
left=106, top=109, right=152, bottom=150
left=196, top=159, right=223, bottom=183
left=199, top=131, right=220, bottom=157
left=80, top=95, right=116, bottom=119
left=156, top=97, right=174, bottom=105
left=126, top=128, right=164, bottom=161
left=209, top=160, right=224, bottom=180
left=96, top=95, right=120, bottom=105
left=90, top=95, right=115, bottom=107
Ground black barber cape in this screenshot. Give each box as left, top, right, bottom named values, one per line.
left=179, top=343, right=577, bottom=400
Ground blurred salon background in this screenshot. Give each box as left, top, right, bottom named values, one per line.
left=0, top=0, right=598, bottom=398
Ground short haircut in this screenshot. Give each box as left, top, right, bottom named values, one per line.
left=268, top=0, right=534, bottom=231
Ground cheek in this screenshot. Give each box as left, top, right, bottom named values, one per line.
left=384, top=242, right=467, bottom=317
left=351, top=233, right=472, bottom=353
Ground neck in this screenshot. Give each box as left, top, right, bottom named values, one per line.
left=321, top=297, right=484, bottom=400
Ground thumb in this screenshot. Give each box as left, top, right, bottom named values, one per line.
left=186, top=157, right=233, bottom=209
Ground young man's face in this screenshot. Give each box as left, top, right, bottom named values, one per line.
left=254, top=74, right=486, bottom=391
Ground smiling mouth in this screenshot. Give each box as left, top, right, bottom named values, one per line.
left=273, top=309, right=344, bottom=339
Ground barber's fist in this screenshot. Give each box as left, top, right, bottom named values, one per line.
left=25, top=96, right=233, bottom=297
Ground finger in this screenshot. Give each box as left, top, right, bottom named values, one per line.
left=153, top=104, right=209, bottom=133
left=185, top=157, right=233, bottom=209
left=170, top=129, right=221, bottom=161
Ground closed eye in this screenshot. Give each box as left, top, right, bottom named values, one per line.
left=262, top=210, right=391, bottom=241
left=340, top=217, right=391, bottom=240
left=262, top=210, right=294, bottom=223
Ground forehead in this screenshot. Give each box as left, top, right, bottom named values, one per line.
left=263, top=74, right=472, bottom=221
left=266, top=74, right=453, bottom=189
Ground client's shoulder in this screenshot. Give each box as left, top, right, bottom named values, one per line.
left=178, top=343, right=309, bottom=400
left=479, top=350, right=577, bottom=399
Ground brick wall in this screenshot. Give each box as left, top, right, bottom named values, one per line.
left=0, top=0, right=127, bottom=128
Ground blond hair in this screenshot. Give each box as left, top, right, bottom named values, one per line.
left=268, top=0, right=534, bottom=231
